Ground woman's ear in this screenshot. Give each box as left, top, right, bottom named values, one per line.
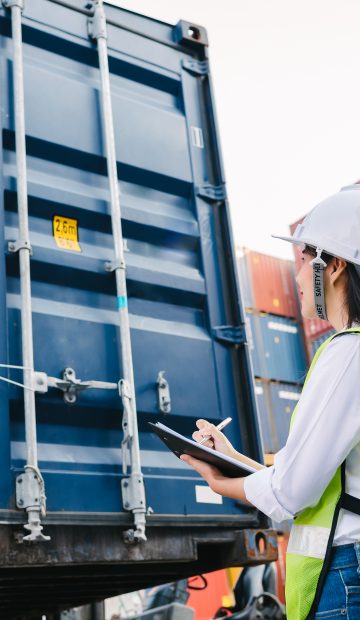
left=329, top=257, right=347, bottom=285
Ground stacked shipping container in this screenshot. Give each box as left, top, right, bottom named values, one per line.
left=237, top=248, right=306, bottom=457
left=237, top=248, right=305, bottom=541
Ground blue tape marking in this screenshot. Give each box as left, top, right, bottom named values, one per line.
left=117, top=296, right=128, bottom=309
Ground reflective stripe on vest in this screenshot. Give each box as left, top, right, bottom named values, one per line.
left=285, top=327, right=360, bottom=620
left=287, top=524, right=329, bottom=560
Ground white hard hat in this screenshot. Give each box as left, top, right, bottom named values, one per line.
left=272, top=184, right=360, bottom=266
left=272, top=184, right=360, bottom=322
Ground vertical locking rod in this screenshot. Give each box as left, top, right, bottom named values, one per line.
left=88, top=0, right=146, bottom=542
left=3, top=0, right=49, bottom=541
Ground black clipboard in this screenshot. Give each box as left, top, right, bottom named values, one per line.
left=149, top=422, right=257, bottom=478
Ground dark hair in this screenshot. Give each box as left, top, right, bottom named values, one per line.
left=303, top=244, right=360, bottom=328
left=346, top=263, right=360, bottom=328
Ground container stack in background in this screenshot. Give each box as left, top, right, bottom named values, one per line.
left=236, top=247, right=307, bottom=590
left=290, top=218, right=335, bottom=359
left=237, top=248, right=306, bottom=464
left=236, top=240, right=335, bottom=600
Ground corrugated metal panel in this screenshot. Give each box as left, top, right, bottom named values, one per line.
left=236, top=250, right=253, bottom=309
left=0, top=0, right=266, bottom=521
left=289, top=219, right=332, bottom=340
left=269, top=382, right=301, bottom=450
left=247, top=313, right=307, bottom=384
left=245, top=313, right=261, bottom=377
left=254, top=379, right=272, bottom=456
left=0, top=1, right=278, bottom=615
left=237, top=249, right=299, bottom=319
left=254, top=380, right=297, bottom=536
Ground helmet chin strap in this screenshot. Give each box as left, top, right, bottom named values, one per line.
left=310, top=247, right=328, bottom=321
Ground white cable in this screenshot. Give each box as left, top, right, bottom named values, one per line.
left=0, top=375, right=36, bottom=391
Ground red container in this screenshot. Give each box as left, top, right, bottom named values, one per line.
left=239, top=249, right=299, bottom=319
left=289, top=219, right=332, bottom=340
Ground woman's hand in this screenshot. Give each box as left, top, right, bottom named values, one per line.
left=180, top=454, right=250, bottom=504
left=192, top=419, right=237, bottom=458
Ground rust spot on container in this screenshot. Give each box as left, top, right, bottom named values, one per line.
left=241, top=528, right=278, bottom=564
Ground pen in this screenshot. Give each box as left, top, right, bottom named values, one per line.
left=198, top=416, right=232, bottom=445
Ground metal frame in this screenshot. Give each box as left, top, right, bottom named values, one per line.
left=2, top=0, right=49, bottom=541
left=180, top=48, right=264, bottom=466
left=88, top=0, right=146, bottom=543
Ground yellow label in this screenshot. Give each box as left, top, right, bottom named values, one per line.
left=273, top=298, right=280, bottom=307
left=53, top=216, right=81, bottom=252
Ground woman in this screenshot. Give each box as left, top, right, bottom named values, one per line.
left=181, top=185, right=360, bottom=619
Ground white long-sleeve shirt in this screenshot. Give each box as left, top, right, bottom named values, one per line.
left=244, top=331, right=360, bottom=545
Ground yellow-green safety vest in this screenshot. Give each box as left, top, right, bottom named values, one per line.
left=286, top=327, right=360, bottom=620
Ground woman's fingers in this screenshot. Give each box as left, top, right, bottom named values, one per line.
left=195, top=420, right=217, bottom=438
left=192, top=429, right=215, bottom=448
left=196, top=420, right=224, bottom=439
left=180, top=454, right=220, bottom=481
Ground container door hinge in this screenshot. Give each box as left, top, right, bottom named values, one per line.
left=182, top=58, right=209, bottom=76
left=87, top=1, right=107, bottom=40
left=157, top=371, right=171, bottom=414
left=2, top=0, right=24, bottom=10
left=197, top=184, right=227, bottom=202
left=121, top=475, right=146, bottom=513
left=16, top=469, right=50, bottom=542
left=213, top=325, right=247, bottom=346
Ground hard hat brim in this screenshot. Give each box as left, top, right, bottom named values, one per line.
left=271, top=233, right=304, bottom=246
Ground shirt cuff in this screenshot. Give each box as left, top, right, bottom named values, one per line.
left=244, top=466, right=294, bottom=523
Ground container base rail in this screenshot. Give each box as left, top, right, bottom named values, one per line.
left=0, top=524, right=277, bottom=619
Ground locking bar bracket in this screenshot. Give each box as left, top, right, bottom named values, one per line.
left=33, top=368, right=118, bottom=404
left=8, top=239, right=32, bottom=255
left=197, top=184, right=227, bottom=202
left=213, top=325, right=247, bottom=346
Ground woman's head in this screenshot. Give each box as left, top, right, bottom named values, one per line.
left=272, top=184, right=360, bottom=328
left=296, top=245, right=360, bottom=328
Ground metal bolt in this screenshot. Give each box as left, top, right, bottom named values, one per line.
left=124, top=502, right=130, bottom=509
left=17, top=478, right=22, bottom=484
left=123, top=481, right=128, bottom=488
left=18, top=499, right=23, bottom=506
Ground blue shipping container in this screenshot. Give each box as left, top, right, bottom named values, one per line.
left=254, top=379, right=272, bottom=455
left=254, top=380, right=301, bottom=454
left=246, top=312, right=307, bottom=384
left=254, top=379, right=298, bottom=535
left=0, top=0, right=275, bottom=615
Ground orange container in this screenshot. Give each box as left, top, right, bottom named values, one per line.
left=275, top=534, right=289, bottom=604
left=238, top=248, right=299, bottom=319
left=289, top=219, right=332, bottom=340
left=187, top=569, right=233, bottom=620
